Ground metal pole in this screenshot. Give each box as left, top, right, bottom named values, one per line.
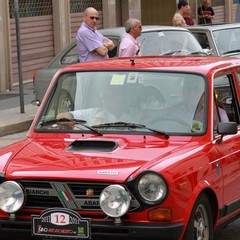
left=14, top=0, right=25, bottom=113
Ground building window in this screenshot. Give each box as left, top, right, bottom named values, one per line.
left=9, top=0, right=53, bottom=18
left=70, top=0, right=102, bottom=13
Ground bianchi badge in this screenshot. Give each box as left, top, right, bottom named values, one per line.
left=86, top=189, right=94, bottom=198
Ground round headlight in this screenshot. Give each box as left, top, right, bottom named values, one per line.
left=0, top=181, right=25, bottom=213
left=99, top=184, right=131, bottom=218
left=138, top=172, right=167, bottom=204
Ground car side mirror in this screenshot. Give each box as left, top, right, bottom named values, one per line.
left=218, top=122, right=237, bottom=134
left=217, top=122, right=238, bottom=144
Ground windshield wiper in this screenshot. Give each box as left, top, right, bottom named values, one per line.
left=39, top=118, right=87, bottom=126
left=92, top=121, right=169, bottom=139
left=39, top=118, right=103, bottom=136
left=223, top=49, right=240, bottom=55
left=162, top=50, right=207, bottom=56
left=161, top=50, right=182, bottom=56
left=189, top=51, right=208, bottom=56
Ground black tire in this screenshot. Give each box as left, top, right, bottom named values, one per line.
left=183, top=193, right=213, bottom=240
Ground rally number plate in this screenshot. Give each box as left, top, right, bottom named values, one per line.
left=32, top=208, right=91, bottom=239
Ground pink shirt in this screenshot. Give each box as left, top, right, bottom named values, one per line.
left=119, top=33, right=140, bottom=57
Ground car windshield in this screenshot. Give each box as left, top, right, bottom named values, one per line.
left=36, top=71, right=206, bottom=135
left=138, top=30, right=204, bottom=55
left=213, top=27, right=240, bottom=55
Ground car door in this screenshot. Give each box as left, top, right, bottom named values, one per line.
left=190, top=30, right=218, bottom=55
left=213, top=72, right=240, bottom=210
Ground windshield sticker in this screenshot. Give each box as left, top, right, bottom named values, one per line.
left=137, top=74, right=144, bottom=84
left=158, top=32, right=165, bottom=37
left=127, top=72, right=138, bottom=83
left=110, top=74, right=126, bottom=85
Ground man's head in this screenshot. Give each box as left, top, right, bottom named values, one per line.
left=83, top=7, right=99, bottom=29
left=124, top=18, right=142, bottom=39
left=203, top=0, right=211, bottom=7
left=177, top=0, right=189, bottom=10
left=183, top=4, right=191, bottom=17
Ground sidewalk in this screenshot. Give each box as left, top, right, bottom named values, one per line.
left=0, top=82, right=39, bottom=137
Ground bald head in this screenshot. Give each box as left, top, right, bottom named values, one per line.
left=83, top=7, right=98, bottom=17
left=83, top=7, right=99, bottom=28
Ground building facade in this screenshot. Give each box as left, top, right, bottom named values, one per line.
left=0, top=0, right=237, bottom=91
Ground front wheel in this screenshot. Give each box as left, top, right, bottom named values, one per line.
left=183, top=193, right=213, bottom=240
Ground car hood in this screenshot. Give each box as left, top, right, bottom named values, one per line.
left=3, top=136, right=201, bottom=181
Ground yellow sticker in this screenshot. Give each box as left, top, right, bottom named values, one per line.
left=111, top=75, right=126, bottom=85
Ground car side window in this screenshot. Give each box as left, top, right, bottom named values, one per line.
left=107, top=38, right=120, bottom=58
left=61, top=45, right=79, bottom=65
left=192, top=32, right=210, bottom=49
left=214, top=74, right=240, bottom=130
left=236, top=72, right=240, bottom=88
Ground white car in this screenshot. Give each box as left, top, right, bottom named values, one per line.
left=187, top=23, right=240, bottom=57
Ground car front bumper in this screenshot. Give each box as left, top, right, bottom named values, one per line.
left=0, top=219, right=184, bottom=240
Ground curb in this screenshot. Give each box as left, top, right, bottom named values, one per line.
left=0, top=104, right=38, bottom=137
left=0, top=118, right=33, bottom=137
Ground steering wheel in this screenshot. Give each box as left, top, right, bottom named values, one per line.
left=150, top=116, right=190, bottom=129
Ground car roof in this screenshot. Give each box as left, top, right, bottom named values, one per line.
left=100, top=25, right=192, bottom=37
left=60, top=56, right=240, bottom=75
left=186, top=23, right=240, bottom=31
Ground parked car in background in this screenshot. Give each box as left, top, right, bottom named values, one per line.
left=32, top=25, right=206, bottom=105
left=0, top=56, right=240, bottom=240
left=187, top=23, right=240, bottom=57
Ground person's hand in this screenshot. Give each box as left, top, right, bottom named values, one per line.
left=56, top=112, right=75, bottom=128
left=91, top=50, right=99, bottom=56
left=104, top=38, right=115, bottom=51
left=56, top=112, right=74, bottom=119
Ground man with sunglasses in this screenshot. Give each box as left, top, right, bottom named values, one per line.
left=76, top=7, right=114, bottom=62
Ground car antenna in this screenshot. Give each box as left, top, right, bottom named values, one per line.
left=130, top=58, right=135, bottom=65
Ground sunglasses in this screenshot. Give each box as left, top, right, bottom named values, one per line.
left=89, top=16, right=100, bottom=20
left=134, top=25, right=142, bottom=30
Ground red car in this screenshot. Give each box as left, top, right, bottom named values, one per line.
left=0, top=56, right=240, bottom=240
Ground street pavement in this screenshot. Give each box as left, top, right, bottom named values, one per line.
left=0, top=130, right=27, bottom=149
left=0, top=82, right=38, bottom=138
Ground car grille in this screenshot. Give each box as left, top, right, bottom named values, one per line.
left=18, top=180, right=139, bottom=212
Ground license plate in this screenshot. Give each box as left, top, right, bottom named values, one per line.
left=32, top=208, right=91, bottom=239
